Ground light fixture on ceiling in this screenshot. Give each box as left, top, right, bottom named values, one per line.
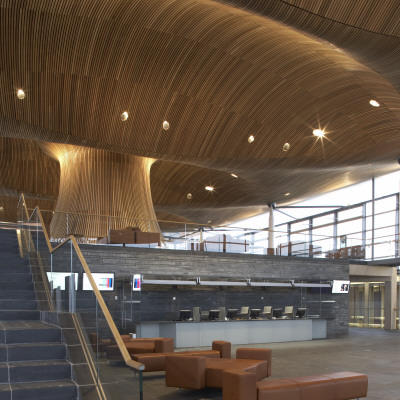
left=369, top=99, right=380, bottom=107
left=231, top=173, right=238, bottom=178
left=163, top=121, right=170, bottom=130
left=187, top=193, right=192, bottom=199
left=205, top=186, right=214, bottom=191
left=120, top=111, right=129, bottom=121
left=0, top=206, right=4, bottom=212
left=207, top=220, right=212, bottom=224
left=16, top=89, right=25, bottom=99
left=284, top=192, right=290, bottom=196
left=248, top=135, right=255, bottom=143
left=313, top=129, right=325, bottom=138
left=283, top=143, right=290, bottom=151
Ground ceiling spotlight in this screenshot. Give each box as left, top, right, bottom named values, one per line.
left=248, top=135, right=255, bottom=143
left=0, top=206, right=4, bottom=212
left=163, top=121, right=170, bottom=130
left=187, top=193, right=192, bottom=200
left=16, top=89, right=25, bottom=99
left=284, top=192, right=290, bottom=196
left=207, top=220, right=212, bottom=224
left=283, top=143, right=290, bottom=151
left=231, top=173, right=238, bottom=178
left=313, top=129, right=325, bottom=138
left=369, top=99, right=380, bottom=107
left=205, top=186, right=214, bottom=192
left=120, top=111, right=129, bottom=121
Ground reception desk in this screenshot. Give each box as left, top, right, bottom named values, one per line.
left=135, top=318, right=327, bottom=348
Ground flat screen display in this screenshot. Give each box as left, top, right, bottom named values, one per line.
left=47, top=272, right=78, bottom=290
left=83, top=273, right=114, bottom=291
left=332, top=280, right=350, bottom=293
left=132, top=274, right=142, bottom=291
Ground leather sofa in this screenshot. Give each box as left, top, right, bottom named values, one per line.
left=223, top=370, right=368, bottom=400
left=132, top=340, right=231, bottom=372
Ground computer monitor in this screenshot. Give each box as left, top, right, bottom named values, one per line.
left=250, top=308, right=260, bottom=319
left=296, top=308, right=307, bottom=318
left=227, top=309, right=238, bottom=320
left=273, top=308, right=283, bottom=319
left=179, top=309, right=192, bottom=321
left=209, top=310, right=220, bottom=321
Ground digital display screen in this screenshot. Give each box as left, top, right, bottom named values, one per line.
left=132, top=274, right=142, bottom=291
left=83, top=273, right=114, bottom=291
left=47, top=272, right=78, bottom=290
left=332, top=280, right=350, bottom=293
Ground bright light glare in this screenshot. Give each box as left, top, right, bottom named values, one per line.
left=313, top=129, right=325, bottom=138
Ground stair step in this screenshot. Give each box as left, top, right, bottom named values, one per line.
left=0, top=321, right=61, bottom=344
left=0, top=360, right=72, bottom=384
left=0, top=380, right=77, bottom=400
left=0, top=265, right=30, bottom=273
left=0, top=282, right=34, bottom=291
left=0, top=310, right=40, bottom=321
left=0, top=301, right=37, bottom=311
left=0, top=291, right=36, bottom=300
left=0, top=274, right=32, bottom=283
left=0, top=343, right=66, bottom=362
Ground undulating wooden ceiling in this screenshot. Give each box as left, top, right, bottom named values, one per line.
left=1, top=0, right=400, bottom=228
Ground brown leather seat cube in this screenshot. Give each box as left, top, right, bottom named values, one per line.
left=212, top=340, right=231, bottom=358
left=205, top=358, right=268, bottom=388
left=323, top=372, right=368, bottom=400
left=257, top=379, right=301, bottom=400
left=287, top=375, right=336, bottom=400
left=133, top=350, right=220, bottom=372
left=165, top=355, right=206, bottom=389
left=236, top=348, right=272, bottom=377
left=223, top=370, right=257, bottom=400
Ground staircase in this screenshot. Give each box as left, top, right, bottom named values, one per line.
left=0, top=228, right=77, bottom=400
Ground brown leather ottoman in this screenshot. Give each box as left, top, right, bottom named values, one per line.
left=134, top=350, right=220, bottom=372
left=205, top=358, right=268, bottom=388
left=165, top=355, right=206, bottom=389
left=323, top=372, right=368, bottom=400
left=236, top=348, right=272, bottom=377
left=287, top=375, right=336, bottom=400
left=223, top=369, right=257, bottom=400
left=257, top=379, right=301, bottom=400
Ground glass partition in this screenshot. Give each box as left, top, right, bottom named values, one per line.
left=17, top=197, right=144, bottom=400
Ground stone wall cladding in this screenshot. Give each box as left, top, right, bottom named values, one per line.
left=77, top=246, right=349, bottom=337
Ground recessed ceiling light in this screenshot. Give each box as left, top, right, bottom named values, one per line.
left=248, top=135, right=255, bottom=143
left=0, top=206, right=4, bottom=212
left=284, top=192, right=290, bottom=196
left=369, top=99, right=380, bottom=107
left=187, top=193, right=192, bottom=199
left=120, top=111, right=129, bottom=121
left=163, top=121, right=170, bottom=130
left=207, top=220, right=212, bottom=224
left=313, top=129, right=325, bottom=138
left=16, top=89, right=25, bottom=100
left=231, top=173, right=238, bottom=178
left=205, top=186, right=214, bottom=191
left=283, top=143, right=290, bottom=151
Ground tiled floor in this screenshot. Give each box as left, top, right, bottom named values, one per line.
left=139, top=327, right=400, bottom=400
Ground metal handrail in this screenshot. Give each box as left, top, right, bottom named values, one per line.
left=18, top=194, right=144, bottom=372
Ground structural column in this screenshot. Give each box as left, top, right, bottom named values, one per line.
left=267, top=203, right=275, bottom=255
left=38, top=143, right=160, bottom=238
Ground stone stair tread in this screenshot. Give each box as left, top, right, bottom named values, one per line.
left=0, top=321, right=57, bottom=330
left=10, top=379, right=76, bottom=389
left=2, top=342, right=64, bottom=349
left=1, top=359, right=69, bottom=368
